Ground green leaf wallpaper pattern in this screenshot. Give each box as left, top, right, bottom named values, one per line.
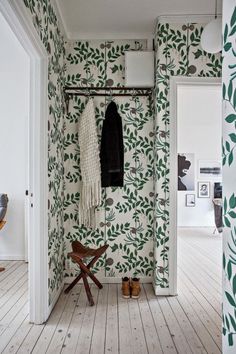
left=222, top=3, right=236, bottom=349
left=64, top=40, right=155, bottom=279
left=154, top=22, right=222, bottom=291
left=23, top=0, right=66, bottom=305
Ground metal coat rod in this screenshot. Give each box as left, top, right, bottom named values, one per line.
left=66, top=93, right=150, bottom=97
left=64, top=86, right=153, bottom=114
left=64, top=86, right=153, bottom=97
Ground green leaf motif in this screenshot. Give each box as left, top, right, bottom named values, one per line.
left=226, top=291, right=236, bottom=308
left=229, top=194, right=236, bottom=209
left=226, top=141, right=231, bottom=152
left=229, top=211, right=236, bottom=218
left=226, top=114, right=236, bottom=123
left=229, top=333, right=233, bottom=346
left=225, top=42, right=232, bottom=52
left=223, top=83, right=226, bottom=99
left=229, top=314, right=236, bottom=331
left=223, top=252, right=226, bottom=270
left=224, top=197, right=228, bottom=214
left=233, top=274, right=236, bottom=296
left=224, top=23, right=229, bottom=44
left=228, top=80, right=233, bottom=100
left=230, top=24, right=236, bottom=36
left=229, top=133, right=236, bottom=143
left=229, top=151, right=234, bottom=166
left=225, top=216, right=231, bottom=228
left=228, top=261, right=232, bottom=281
left=230, top=6, right=236, bottom=27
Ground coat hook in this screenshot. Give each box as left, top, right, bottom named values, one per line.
left=65, top=92, right=70, bottom=115
left=109, top=88, right=113, bottom=100
left=132, top=88, right=136, bottom=101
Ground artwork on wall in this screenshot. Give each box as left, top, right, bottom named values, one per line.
left=198, top=160, right=222, bottom=178
left=198, top=181, right=210, bottom=198
left=178, top=153, right=195, bottom=191
left=186, top=194, right=196, bottom=207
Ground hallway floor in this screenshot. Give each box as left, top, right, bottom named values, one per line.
left=0, top=227, right=222, bottom=353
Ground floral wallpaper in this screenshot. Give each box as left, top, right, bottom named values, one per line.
left=222, top=1, right=236, bottom=352
left=154, top=21, right=222, bottom=291
left=64, top=40, right=155, bottom=280
left=23, top=0, right=66, bottom=305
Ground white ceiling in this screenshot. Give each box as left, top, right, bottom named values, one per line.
left=56, top=0, right=222, bottom=40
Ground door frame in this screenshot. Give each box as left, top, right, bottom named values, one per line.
left=169, top=76, right=221, bottom=295
left=0, top=0, right=48, bottom=323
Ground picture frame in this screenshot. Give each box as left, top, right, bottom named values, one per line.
left=198, top=182, right=210, bottom=198
left=178, top=153, right=195, bottom=191
left=198, top=160, right=222, bottom=179
left=186, top=194, right=196, bottom=207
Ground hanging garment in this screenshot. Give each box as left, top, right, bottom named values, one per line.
left=100, top=101, right=124, bottom=187
left=78, top=98, right=101, bottom=228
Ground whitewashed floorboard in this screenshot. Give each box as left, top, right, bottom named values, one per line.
left=138, top=285, right=163, bottom=354
left=90, top=284, right=109, bottom=354
left=104, top=284, right=119, bottom=354
left=74, top=285, right=99, bottom=354
left=61, top=285, right=86, bottom=354
left=144, top=284, right=177, bottom=354
left=46, top=287, right=81, bottom=353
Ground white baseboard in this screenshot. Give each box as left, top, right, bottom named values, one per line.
left=152, top=282, right=178, bottom=296
left=0, top=255, right=25, bottom=260
left=47, top=281, right=65, bottom=317
left=65, top=276, right=152, bottom=284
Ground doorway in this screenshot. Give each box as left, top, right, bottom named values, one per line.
left=169, top=77, right=222, bottom=352
left=0, top=0, right=48, bottom=323
left=169, top=77, right=222, bottom=294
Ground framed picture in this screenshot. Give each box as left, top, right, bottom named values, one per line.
left=178, top=153, right=195, bottom=191
left=198, top=160, right=222, bottom=178
left=198, top=182, right=210, bottom=198
left=186, top=194, right=196, bottom=207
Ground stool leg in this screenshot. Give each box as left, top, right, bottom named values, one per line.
left=86, top=270, right=103, bottom=289
left=78, top=261, right=103, bottom=289
left=64, top=272, right=82, bottom=294
left=82, top=272, right=94, bottom=306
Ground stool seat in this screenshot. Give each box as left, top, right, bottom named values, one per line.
left=69, top=242, right=107, bottom=259
left=65, top=240, right=108, bottom=306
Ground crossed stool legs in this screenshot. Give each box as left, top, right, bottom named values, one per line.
left=64, top=241, right=108, bottom=306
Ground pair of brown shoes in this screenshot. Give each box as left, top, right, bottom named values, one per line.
left=122, top=277, right=141, bottom=299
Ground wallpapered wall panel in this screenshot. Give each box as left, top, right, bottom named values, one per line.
left=23, top=0, right=66, bottom=305
left=64, top=40, right=155, bottom=279
left=222, top=2, right=236, bottom=352
left=154, top=21, right=222, bottom=291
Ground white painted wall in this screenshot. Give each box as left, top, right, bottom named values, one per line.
left=0, top=12, right=30, bottom=259
left=177, top=85, right=221, bottom=227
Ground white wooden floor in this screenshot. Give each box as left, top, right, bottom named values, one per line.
left=0, top=227, right=222, bottom=353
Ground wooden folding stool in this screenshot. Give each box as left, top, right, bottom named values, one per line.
left=64, top=240, right=108, bottom=306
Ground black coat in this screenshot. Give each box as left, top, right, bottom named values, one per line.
left=100, top=101, right=124, bottom=187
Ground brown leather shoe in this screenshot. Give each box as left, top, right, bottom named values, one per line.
left=122, top=277, right=130, bottom=298
left=131, top=278, right=141, bottom=299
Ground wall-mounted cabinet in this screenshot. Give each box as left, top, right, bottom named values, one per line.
left=125, top=51, right=154, bottom=87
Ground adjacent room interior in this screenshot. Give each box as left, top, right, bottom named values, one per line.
left=0, top=9, right=29, bottom=308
